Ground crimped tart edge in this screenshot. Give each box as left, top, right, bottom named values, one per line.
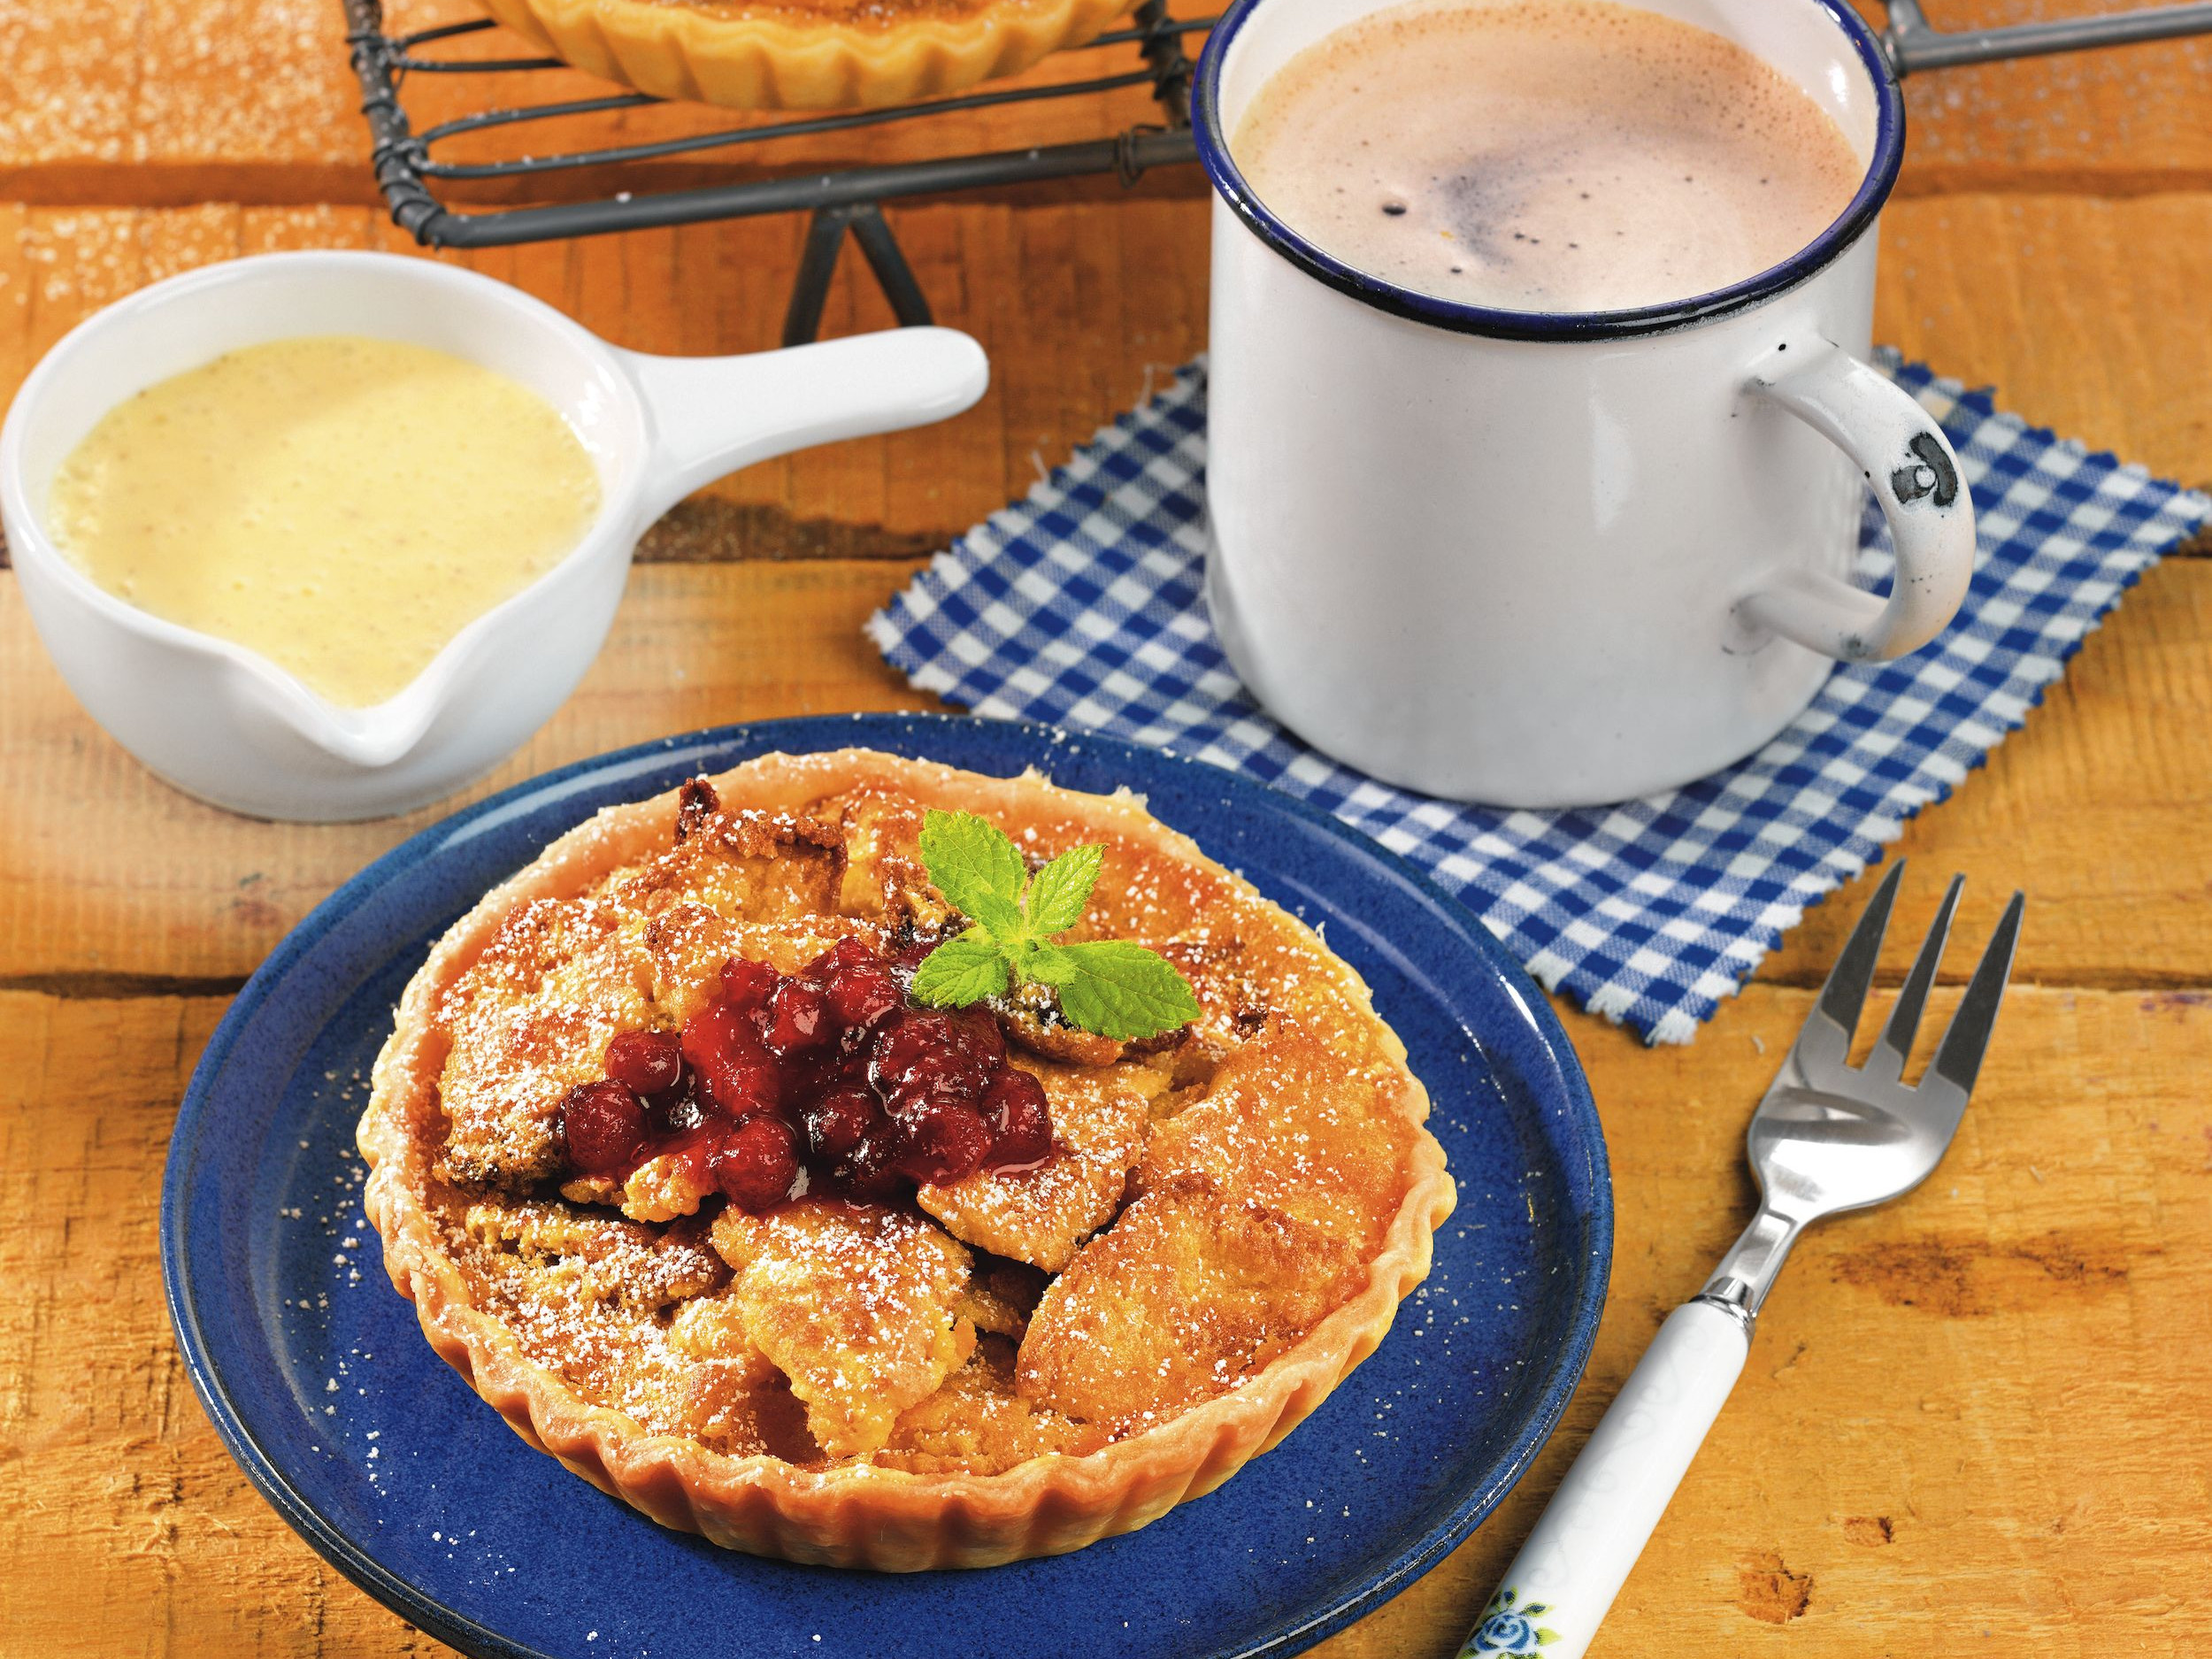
left=358, top=748, right=1457, bottom=1569
left=475, top=0, right=1136, bottom=112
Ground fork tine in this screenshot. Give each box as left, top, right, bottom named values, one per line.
left=1814, top=859, right=1906, bottom=1043
left=1928, top=889, right=2026, bottom=1098
left=1871, top=873, right=1964, bottom=1073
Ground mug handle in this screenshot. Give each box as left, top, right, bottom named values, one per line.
left=1735, top=339, right=1975, bottom=661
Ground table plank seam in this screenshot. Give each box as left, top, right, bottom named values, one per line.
left=0, top=972, right=253, bottom=999
left=4, top=511, right=2205, bottom=574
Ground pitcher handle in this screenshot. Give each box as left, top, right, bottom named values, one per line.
left=618, top=326, right=989, bottom=516
left=1735, top=338, right=1975, bottom=661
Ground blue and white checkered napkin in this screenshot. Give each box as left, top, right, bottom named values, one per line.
left=869, top=352, right=2208, bottom=1042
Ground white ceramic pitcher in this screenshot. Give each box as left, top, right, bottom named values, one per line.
left=1, top=251, right=989, bottom=821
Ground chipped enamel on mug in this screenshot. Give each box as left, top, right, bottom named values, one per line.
left=1195, top=0, right=1974, bottom=809
left=0, top=251, right=989, bottom=822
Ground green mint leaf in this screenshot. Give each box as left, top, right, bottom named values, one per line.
left=1002, top=934, right=1053, bottom=984
left=911, top=815, right=1197, bottom=1043
left=1023, top=941, right=1079, bottom=988
left=1024, top=842, right=1103, bottom=936
left=1047, top=939, right=1202, bottom=1041
left=918, top=809, right=1026, bottom=938
left=909, top=933, right=1010, bottom=1007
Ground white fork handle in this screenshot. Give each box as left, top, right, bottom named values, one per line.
left=1460, top=1301, right=1749, bottom=1658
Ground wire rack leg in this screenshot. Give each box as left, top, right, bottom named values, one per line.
left=782, top=204, right=934, bottom=344
left=847, top=204, right=934, bottom=329
left=1134, top=0, right=1194, bottom=122
left=783, top=207, right=850, bottom=346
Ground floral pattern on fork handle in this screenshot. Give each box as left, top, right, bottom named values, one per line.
left=1462, top=1587, right=1562, bottom=1655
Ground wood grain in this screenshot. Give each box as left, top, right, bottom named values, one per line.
left=4, top=980, right=2205, bottom=1657
left=0, top=993, right=458, bottom=1657
left=0, top=199, right=1211, bottom=559
left=4, top=2, right=2211, bottom=1653
left=0, top=561, right=930, bottom=989
left=1879, top=194, right=2212, bottom=487
left=7, top=553, right=2211, bottom=995
left=0, top=191, right=2205, bottom=575
left=1354, top=979, right=2212, bottom=1659
left=3, top=0, right=2208, bottom=200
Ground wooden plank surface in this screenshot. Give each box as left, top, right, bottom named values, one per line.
left=0, top=561, right=932, bottom=989
left=2, top=0, right=2208, bottom=196
left=6, top=550, right=2212, bottom=995
left=0, top=200, right=1213, bottom=554
left=5, top=980, right=2207, bottom=1657
left=0, top=191, right=2206, bottom=565
left=4, top=1, right=2211, bottom=1654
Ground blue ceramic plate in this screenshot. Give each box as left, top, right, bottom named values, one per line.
left=163, top=714, right=1609, bottom=1659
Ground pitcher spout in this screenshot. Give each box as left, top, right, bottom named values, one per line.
left=228, top=652, right=442, bottom=772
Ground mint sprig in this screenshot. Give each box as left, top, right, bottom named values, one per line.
left=908, top=810, right=1202, bottom=1041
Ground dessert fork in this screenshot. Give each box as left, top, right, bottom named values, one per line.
left=1463, top=862, right=2024, bottom=1659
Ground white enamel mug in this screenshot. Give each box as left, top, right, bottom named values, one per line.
left=1194, top=0, right=1975, bottom=807
left=0, top=251, right=988, bottom=822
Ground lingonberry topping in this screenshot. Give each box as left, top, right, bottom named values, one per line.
left=647, top=1068, right=708, bottom=1137
left=809, top=937, right=902, bottom=1030
left=948, top=1005, right=1008, bottom=1070
left=603, top=1028, right=682, bottom=1094
left=559, top=1079, right=649, bottom=1175
left=981, top=1067, right=1053, bottom=1169
left=836, top=1126, right=907, bottom=1202
left=801, top=1083, right=878, bottom=1162
left=710, top=1117, right=802, bottom=1210
left=764, top=980, right=831, bottom=1056
left=719, top=954, right=780, bottom=1013
left=705, top=1054, right=781, bottom=1120
left=894, top=1101, right=994, bottom=1186
left=682, top=1001, right=781, bottom=1118
left=872, top=1010, right=988, bottom=1106
left=824, top=962, right=902, bottom=1029
left=808, top=937, right=877, bottom=975
left=561, top=937, right=1056, bottom=1209
left=681, top=1000, right=757, bottom=1072
left=867, top=1009, right=941, bottom=1088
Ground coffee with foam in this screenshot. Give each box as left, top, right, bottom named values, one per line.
left=1232, top=0, right=1864, bottom=315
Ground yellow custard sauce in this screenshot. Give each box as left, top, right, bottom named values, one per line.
left=47, top=334, right=601, bottom=708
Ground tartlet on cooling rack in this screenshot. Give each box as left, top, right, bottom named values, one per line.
left=359, top=749, right=1453, bottom=1568
left=475, top=0, right=1136, bottom=110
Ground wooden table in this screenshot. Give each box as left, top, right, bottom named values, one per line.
left=4, top=3, right=2209, bottom=1653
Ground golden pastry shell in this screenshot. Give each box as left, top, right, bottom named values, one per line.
left=475, top=0, right=1137, bottom=111
left=358, top=749, right=1455, bottom=1569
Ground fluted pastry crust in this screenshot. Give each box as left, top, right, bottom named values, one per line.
left=475, top=0, right=1136, bottom=111
left=360, top=749, right=1454, bottom=1568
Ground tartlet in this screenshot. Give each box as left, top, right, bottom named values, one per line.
left=359, top=749, right=1454, bottom=1568
left=475, top=0, right=1135, bottom=111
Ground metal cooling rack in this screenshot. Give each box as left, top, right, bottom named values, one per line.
left=343, top=0, right=1209, bottom=342
left=345, top=0, right=2212, bottom=344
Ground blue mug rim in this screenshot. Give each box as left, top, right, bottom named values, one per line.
left=1190, top=0, right=1908, bottom=342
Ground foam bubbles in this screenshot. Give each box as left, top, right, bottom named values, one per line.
left=1233, top=0, right=1865, bottom=313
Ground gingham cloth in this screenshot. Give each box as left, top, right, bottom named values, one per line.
left=869, top=352, right=2208, bottom=1042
